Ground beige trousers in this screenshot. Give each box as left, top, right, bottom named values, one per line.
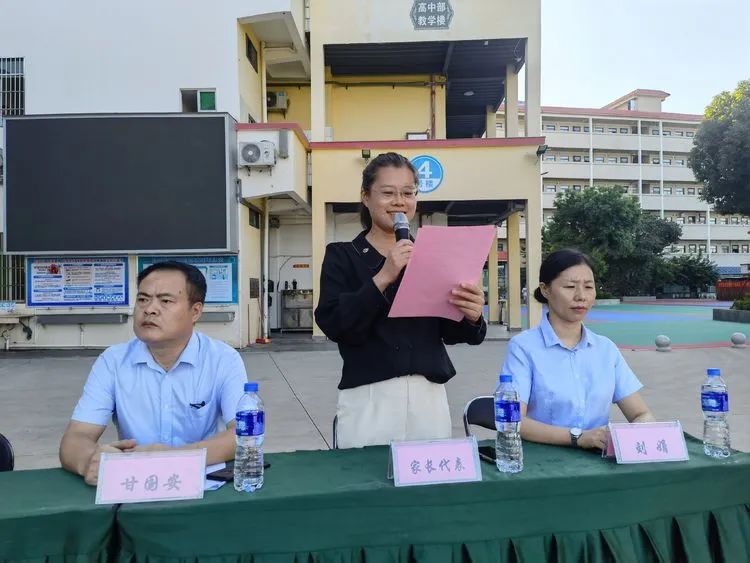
left=336, top=375, right=452, bottom=449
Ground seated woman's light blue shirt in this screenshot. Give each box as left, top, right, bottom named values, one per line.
left=71, top=331, right=248, bottom=446
left=500, top=313, right=642, bottom=430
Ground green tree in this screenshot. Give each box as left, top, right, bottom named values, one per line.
left=690, top=79, right=750, bottom=214
left=543, top=186, right=682, bottom=296
left=663, top=253, right=719, bottom=295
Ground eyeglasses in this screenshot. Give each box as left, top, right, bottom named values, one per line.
left=372, top=187, right=419, bottom=201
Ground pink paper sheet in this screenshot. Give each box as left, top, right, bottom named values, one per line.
left=388, top=225, right=496, bottom=321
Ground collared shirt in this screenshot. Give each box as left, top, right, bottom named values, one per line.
left=314, top=230, right=486, bottom=390
left=72, top=331, right=248, bottom=446
left=501, top=313, right=642, bottom=430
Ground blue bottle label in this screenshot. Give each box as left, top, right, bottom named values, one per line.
left=701, top=392, right=728, bottom=413
left=236, top=410, right=265, bottom=436
left=495, top=400, right=521, bottom=423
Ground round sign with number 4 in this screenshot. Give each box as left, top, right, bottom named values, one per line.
left=411, top=155, right=444, bottom=193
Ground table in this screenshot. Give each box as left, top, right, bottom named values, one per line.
left=115, top=436, right=750, bottom=563
left=0, top=468, right=116, bottom=563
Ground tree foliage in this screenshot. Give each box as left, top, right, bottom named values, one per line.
left=690, top=79, right=750, bottom=214
left=543, top=186, right=681, bottom=296
left=661, top=254, right=719, bottom=294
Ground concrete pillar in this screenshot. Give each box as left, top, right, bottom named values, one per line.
left=505, top=66, right=519, bottom=137
left=488, top=230, right=499, bottom=323
left=310, top=41, right=326, bottom=141
left=525, top=199, right=543, bottom=329
left=312, top=171, right=327, bottom=339
left=507, top=213, right=522, bottom=330
left=485, top=106, right=497, bottom=138
left=524, top=26, right=541, bottom=137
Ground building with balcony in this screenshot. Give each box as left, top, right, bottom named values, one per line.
left=497, top=89, right=750, bottom=278
left=0, top=0, right=543, bottom=348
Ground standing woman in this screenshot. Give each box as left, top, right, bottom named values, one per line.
left=315, top=152, right=487, bottom=449
left=501, top=249, right=654, bottom=450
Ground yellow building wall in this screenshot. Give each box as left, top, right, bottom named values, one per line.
left=239, top=200, right=264, bottom=345
left=267, top=85, right=312, bottom=131
left=238, top=24, right=263, bottom=123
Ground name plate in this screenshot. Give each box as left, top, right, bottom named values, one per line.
left=607, top=421, right=689, bottom=464
left=96, top=449, right=207, bottom=504
left=390, top=437, right=482, bottom=487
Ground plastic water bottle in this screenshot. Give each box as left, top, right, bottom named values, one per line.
left=494, top=374, right=523, bottom=473
left=701, top=368, right=730, bottom=458
left=234, top=382, right=265, bottom=492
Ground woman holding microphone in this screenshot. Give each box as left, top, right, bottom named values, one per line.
left=315, top=152, right=487, bottom=448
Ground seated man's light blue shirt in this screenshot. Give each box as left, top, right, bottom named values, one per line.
left=72, top=331, right=248, bottom=446
left=501, top=313, right=642, bottom=430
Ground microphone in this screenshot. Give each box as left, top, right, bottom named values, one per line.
left=393, top=212, right=410, bottom=242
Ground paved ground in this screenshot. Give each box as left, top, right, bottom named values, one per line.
left=1, top=333, right=748, bottom=471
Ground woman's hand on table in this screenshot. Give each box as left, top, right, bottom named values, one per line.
left=450, top=282, right=484, bottom=324
left=578, top=426, right=609, bottom=450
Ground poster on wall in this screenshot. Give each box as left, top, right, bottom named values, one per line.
left=27, top=257, right=129, bottom=307
left=137, top=255, right=238, bottom=304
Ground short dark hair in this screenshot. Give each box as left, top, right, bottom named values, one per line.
left=360, top=152, right=418, bottom=230
left=137, top=261, right=207, bottom=305
left=534, top=249, right=595, bottom=304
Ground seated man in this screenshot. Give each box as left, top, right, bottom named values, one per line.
left=60, top=261, right=248, bottom=485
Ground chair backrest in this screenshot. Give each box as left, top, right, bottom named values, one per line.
left=332, top=415, right=338, bottom=450
left=0, top=433, right=14, bottom=471
left=462, top=396, right=495, bottom=437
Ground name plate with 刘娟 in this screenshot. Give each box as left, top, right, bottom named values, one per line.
left=607, top=421, right=689, bottom=464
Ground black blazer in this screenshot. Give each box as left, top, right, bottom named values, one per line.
left=315, top=230, right=487, bottom=390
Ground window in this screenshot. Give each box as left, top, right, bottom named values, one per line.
left=246, top=35, right=258, bottom=72
left=675, top=217, right=685, bottom=224
left=573, top=155, right=582, bottom=162
left=711, top=245, right=718, bottom=253
left=675, top=131, right=684, bottom=137
left=686, top=215, right=695, bottom=223
left=675, top=187, right=685, bottom=195
left=697, top=187, right=703, bottom=195
left=544, top=124, right=556, bottom=131
left=709, top=218, right=716, bottom=224
left=731, top=216, right=740, bottom=225
left=572, top=125, right=581, bottom=132
left=663, top=159, right=672, bottom=165
left=583, top=126, right=590, bottom=132
left=652, top=129, right=660, bottom=135
left=743, top=245, right=750, bottom=254
left=699, top=244, right=707, bottom=253
left=743, top=217, right=750, bottom=225
left=620, top=127, right=629, bottom=134
left=653, top=158, right=660, bottom=164
left=544, top=185, right=557, bottom=193
left=181, top=89, right=216, bottom=112
left=594, top=126, right=604, bottom=133
left=595, top=156, right=605, bottom=163
left=719, top=217, right=727, bottom=225
left=0, top=57, right=25, bottom=117
left=687, top=187, right=696, bottom=195
left=573, top=184, right=582, bottom=191
left=619, top=156, right=628, bottom=163
left=732, top=245, right=740, bottom=253
left=559, top=125, right=570, bottom=132
left=543, top=155, right=556, bottom=162
left=628, top=99, right=636, bottom=110
left=689, top=244, right=697, bottom=253
left=248, top=206, right=261, bottom=228
left=559, top=155, right=570, bottom=162
left=607, top=157, right=618, bottom=163
left=663, top=187, right=672, bottom=195
left=559, top=185, right=570, bottom=192
left=721, top=245, right=730, bottom=253
left=584, top=155, right=591, bottom=162
left=686, top=131, right=695, bottom=138
left=608, top=127, right=617, bottom=134
left=663, top=130, right=672, bottom=136
left=698, top=216, right=706, bottom=224
left=652, top=186, right=661, bottom=195
left=676, top=159, right=685, bottom=166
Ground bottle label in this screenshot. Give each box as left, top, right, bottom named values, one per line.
left=495, top=400, right=521, bottom=423
left=236, top=410, right=265, bottom=436
left=701, top=392, right=729, bottom=413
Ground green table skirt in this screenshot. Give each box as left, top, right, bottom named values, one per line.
left=116, top=436, right=750, bottom=563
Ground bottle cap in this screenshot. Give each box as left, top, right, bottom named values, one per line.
left=499, top=374, right=512, bottom=383
left=706, top=368, right=721, bottom=376
left=244, top=382, right=259, bottom=392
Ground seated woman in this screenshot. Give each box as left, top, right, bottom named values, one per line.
left=501, top=249, right=654, bottom=449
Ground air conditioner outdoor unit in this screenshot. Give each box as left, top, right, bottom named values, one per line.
left=267, top=91, right=288, bottom=110
left=238, top=141, right=276, bottom=167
